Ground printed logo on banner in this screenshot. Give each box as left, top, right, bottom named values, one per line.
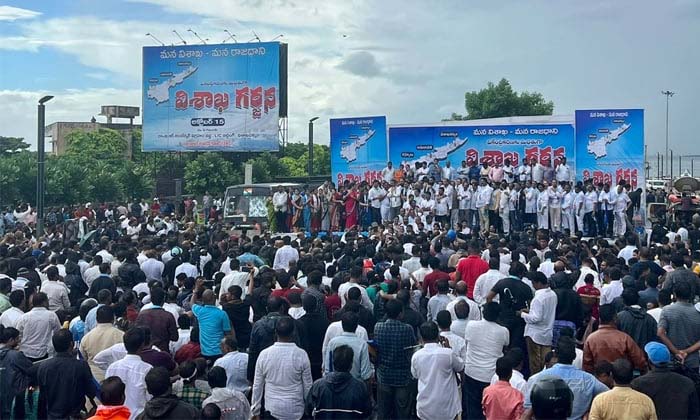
left=388, top=123, right=575, bottom=175
left=575, top=109, right=644, bottom=190
left=142, top=43, right=280, bottom=152
left=330, top=116, right=388, bottom=185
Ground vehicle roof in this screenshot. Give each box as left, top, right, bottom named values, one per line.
left=226, top=182, right=301, bottom=190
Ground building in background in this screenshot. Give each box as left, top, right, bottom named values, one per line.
left=46, top=105, right=140, bottom=157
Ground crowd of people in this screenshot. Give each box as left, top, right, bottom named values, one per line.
left=271, top=159, right=653, bottom=239
left=1, top=165, right=700, bottom=419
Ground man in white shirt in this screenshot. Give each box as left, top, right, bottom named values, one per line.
left=174, top=254, right=198, bottom=279
left=584, top=184, right=599, bottom=236
left=367, top=180, right=386, bottom=225
left=338, top=267, right=374, bottom=311
left=560, top=183, right=574, bottom=235
left=16, top=292, right=61, bottom=360
left=574, top=258, right=601, bottom=290
left=555, top=157, right=573, bottom=183
left=617, top=236, right=638, bottom=264
left=402, top=248, right=422, bottom=274
left=214, top=336, right=250, bottom=393
left=473, top=258, right=504, bottom=305
left=272, top=186, right=289, bottom=233
left=518, top=272, right=557, bottom=374
left=411, top=322, right=463, bottom=420
left=547, top=181, right=563, bottom=232
left=106, top=327, right=152, bottom=419
left=41, top=266, right=70, bottom=311
left=272, top=236, right=299, bottom=271
left=600, top=267, right=624, bottom=305
left=219, top=259, right=252, bottom=300
left=475, top=179, right=493, bottom=234
left=381, top=161, right=396, bottom=183
left=446, top=282, right=482, bottom=322
left=83, top=255, right=103, bottom=291
left=532, top=159, right=544, bottom=183
left=0, top=290, right=23, bottom=328
left=437, top=310, right=467, bottom=363
left=251, top=317, right=313, bottom=420
left=573, top=184, right=586, bottom=235
left=463, top=302, right=510, bottom=419
left=96, top=245, right=114, bottom=265
left=140, top=250, right=164, bottom=283
left=613, top=184, right=631, bottom=237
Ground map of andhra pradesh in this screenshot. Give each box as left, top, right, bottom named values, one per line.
left=147, top=66, right=198, bottom=104
left=340, top=129, right=375, bottom=162
left=587, top=123, right=631, bottom=159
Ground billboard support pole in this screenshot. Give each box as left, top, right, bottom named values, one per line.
left=308, top=117, right=319, bottom=177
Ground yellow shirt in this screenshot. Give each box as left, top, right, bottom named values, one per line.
left=589, top=386, right=657, bottom=420
left=79, top=323, right=125, bottom=382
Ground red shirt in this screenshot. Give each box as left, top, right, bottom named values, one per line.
left=325, top=294, right=341, bottom=320
left=423, top=270, right=451, bottom=298
left=456, top=255, right=489, bottom=299
left=577, top=284, right=601, bottom=319
left=174, top=342, right=202, bottom=364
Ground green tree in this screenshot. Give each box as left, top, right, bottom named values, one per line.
left=45, top=155, right=91, bottom=206
left=0, top=151, right=35, bottom=205
left=118, top=161, right=154, bottom=202
left=0, top=136, right=30, bottom=155
left=64, top=128, right=128, bottom=161
left=449, top=78, right=554, bottom=120
left=184, top=153, right=241, bottom=196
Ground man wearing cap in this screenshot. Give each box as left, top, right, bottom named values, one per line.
left=632, top=341, right=699, bottom=420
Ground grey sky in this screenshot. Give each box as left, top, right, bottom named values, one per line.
left=0, top=0, right=697, bottom=157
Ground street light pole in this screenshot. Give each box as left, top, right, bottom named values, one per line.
left=37, top=95, right=54, bottom=238
left=662, top=90, right=675, bottom=178
left=308, top=117, right=319, bottom=177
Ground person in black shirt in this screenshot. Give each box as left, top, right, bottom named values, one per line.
left=334, top=286, right=376, bottom=336
left=396, top=288, right=424, bottom=338
left=299, top=294, right=330, bottom=380
left=222, top=285, right=252, bottom=351
left=36, top=329, right=97, bottom=419
left=486, top=261, right=533, bottom=350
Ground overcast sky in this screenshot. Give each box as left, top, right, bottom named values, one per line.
left=0, top=0, right=698, bottom=157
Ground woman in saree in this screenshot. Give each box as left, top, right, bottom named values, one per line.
left=309, top=189, right=322, bottom=232
left=359, top=184, right=371, bottom=231
left=344, top=183, right=360, bottom=230
left=291, top=188, right=303, bottom=230
left=330, top=186, right=344, bottom=232
left=301, top=189, right=312, bottom=230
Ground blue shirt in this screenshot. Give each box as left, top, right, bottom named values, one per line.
left=192, top=304, right=231, bottom=356
left=237, top=253, right=265, bottom=267
left=84, top=304, right=104, bottom=334
left=524, top=364, right=608, bottom=420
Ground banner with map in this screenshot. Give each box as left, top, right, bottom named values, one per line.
left=330, top=116, right=388, bottom=185
left=142, top=42, right=280, bottom=151
left=388, top=122, right=575, bottom=175
left=575, top=109, right=644, bottom=190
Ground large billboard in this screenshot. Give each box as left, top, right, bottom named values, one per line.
left=575, top=109, right=644, bottom=190
left=388, top=120, right=575, bottom=174
left=331, top=116, right=388, bottom=185
left=142, top=42, right=281, bottom=152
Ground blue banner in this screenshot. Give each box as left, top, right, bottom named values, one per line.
left=142, top=42, right=280, bottom=152
left=330, top=116, right=388, bottom=185
left=388, top=123, right=575, bottom=174
left=575, top=109, right=644, bottom=190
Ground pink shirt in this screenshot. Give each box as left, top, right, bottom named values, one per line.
left=489, top=166, right=504, bottom=183
left=482, top=381, right=524, bottom=420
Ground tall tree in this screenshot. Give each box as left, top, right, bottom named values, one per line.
left=449, top=78, right=554, bottom=120
left=0, top=136, right=30, bottom=154
left=184, top=153, right=242, bottom=196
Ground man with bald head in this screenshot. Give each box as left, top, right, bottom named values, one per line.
left=446, top=281, right=482, bottom=322
left=191, top=279, right=232, bottom=364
